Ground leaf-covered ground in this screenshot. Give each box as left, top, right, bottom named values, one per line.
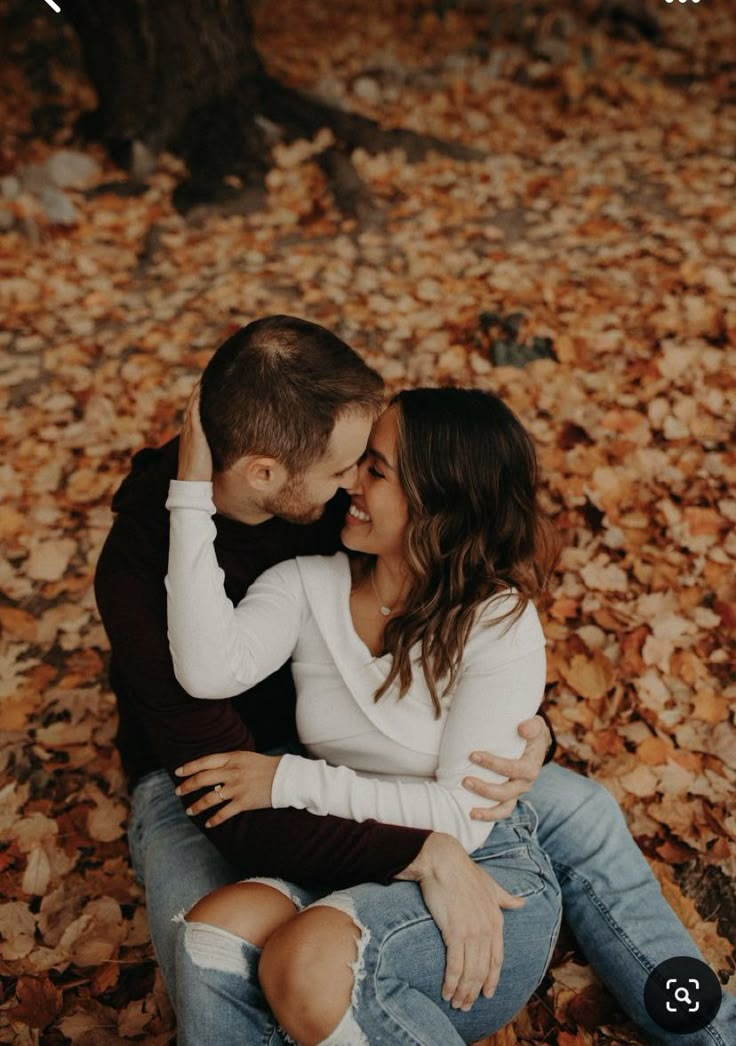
left=1, top=1, right=734, bottom=1043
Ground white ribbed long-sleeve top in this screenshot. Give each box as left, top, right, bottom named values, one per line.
left=166, top=480, right=547, bottom=853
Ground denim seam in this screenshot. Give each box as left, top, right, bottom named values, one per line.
left=539, top=898, right=564, bottom=983
left=552, top=860, right=728, bottom=1046
left=473, top=845, right=547, bottom=899
left=368, top=913, right=451, bottom=1046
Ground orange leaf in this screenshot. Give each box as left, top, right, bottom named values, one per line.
left=683, top=507, right=723, bottom=537
left=637, top=736, right=671, bottom=765
left=560, top=651, right=615, bottom=702
left=692, top=690, right=730, bottom=724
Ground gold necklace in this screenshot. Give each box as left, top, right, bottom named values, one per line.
left=370, top=568, right=393, bottom=617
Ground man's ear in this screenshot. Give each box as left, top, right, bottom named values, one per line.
left=233, top=455, right=287, bottom=492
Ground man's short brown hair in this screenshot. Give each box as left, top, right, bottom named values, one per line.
left=200, top=315, right=384, bottom=473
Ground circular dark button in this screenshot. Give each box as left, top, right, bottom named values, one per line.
left=644, top=957, right=722, bottom=1034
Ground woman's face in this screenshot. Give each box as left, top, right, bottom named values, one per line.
left=340, top=406, right=409, bottom=562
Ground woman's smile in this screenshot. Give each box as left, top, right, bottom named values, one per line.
left=345, top=501, right=371, bottom=525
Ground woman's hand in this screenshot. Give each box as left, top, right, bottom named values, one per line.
left=174, top=751, right=282, bottom=827
left=177, top=384, right=214, bottom=482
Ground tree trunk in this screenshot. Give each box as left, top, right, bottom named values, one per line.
left=63, top=0, right=481, bottom=215
left=64, top=0, right=261, bottom=151
left=64, top=0, right=267, bottom=206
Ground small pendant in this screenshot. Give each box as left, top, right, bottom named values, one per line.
left=380, top=605, right=391, bottom=617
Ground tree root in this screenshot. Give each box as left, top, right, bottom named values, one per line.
left=259, top=73, right=482, bottom=164
left=78, top=75, right=483, bottom=222
left=171, top=74, right=483, bottom=221
left=167, top=72, right=484, bottom=220
left=314, top=145, right=385, bottom=228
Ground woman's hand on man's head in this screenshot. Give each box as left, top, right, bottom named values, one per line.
left=462, top=714, right=550, bottom=822
left=177, top=383, right=214, bottom=482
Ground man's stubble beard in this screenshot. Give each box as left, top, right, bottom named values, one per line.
left=261, top=478, right=327, bottom=525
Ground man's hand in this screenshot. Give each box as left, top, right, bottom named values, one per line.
left=396, top=833, right=524, bottom=1011
left=177, top=384, right=213, bottom=482
left=174, top=751, right=282, bottom=827
left=463, top=714, right=550, bottom=822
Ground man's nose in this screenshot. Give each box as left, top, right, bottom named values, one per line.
left=343, top=464, right=361, bottom=492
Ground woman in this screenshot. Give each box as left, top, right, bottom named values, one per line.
left=166, top=387, right=562, bottom=1045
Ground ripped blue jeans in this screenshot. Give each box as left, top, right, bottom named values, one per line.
left=171, top=800, right=560, bottom=1045
left=128, top=766, right=735, bottom=1045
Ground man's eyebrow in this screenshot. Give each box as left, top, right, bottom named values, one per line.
left=367, top=445, right=395, bottom=470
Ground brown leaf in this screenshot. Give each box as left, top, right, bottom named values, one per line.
left=691, top=689, right=731, bottom=724
left=579, top=558, right=628, bottom=593
left=7, top=975, right=62, bottom=1029
left=656, top=839, right=695, bottom=863
left=117, top=998, right=154, bottom=1037
left=710, top=722, right=736, bottom=771
left=0, top=901, right=37, bottom=960
left=0, top=606, right=38, bottom=641
left=58, top=897, right=125, bottom=967
left=560, top=651, right=615, bottom=702
left=637, top=736, right=671, bottom=766
left=38, top=882, right=89, bottom=947
left=566, top=983, right=619, bottom=1031
left=683, top=507, right=724, bottom=537
left=90, top=961, right=121, bottom=996
left=24, top=538, right=77, bottom=582
left=57, top=1002, right=121, bottom=1045
left=619, top=765, right=659, bottom=798
left=10, top=813, right=58, bottom=853
left=549, top=596, right=579, bottom=621
left=85, top=784, right=127, bottom=843
left=483, top=1026, right=518, bottom=1046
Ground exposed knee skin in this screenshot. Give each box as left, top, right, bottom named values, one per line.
left=185, top=882, right=297, bottom=948
left=260, top=907, right=360, bottom=1045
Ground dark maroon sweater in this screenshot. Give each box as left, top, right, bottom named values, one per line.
left=94, top=439, right=430, bottom=888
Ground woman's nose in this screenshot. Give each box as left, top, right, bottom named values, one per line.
left=344, top=463, right=363, bottom=494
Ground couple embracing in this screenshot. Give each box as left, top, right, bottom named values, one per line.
left=96, top=315, right=732, bottom=1045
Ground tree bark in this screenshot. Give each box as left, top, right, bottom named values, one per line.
left=64, top=0, right=263, bottom=153
left=64, top=0, right=267, bottom=206
left=63, top=0, right=481, bottom=215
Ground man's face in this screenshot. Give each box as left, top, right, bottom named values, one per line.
left=262, top=410, right=373, bottom=524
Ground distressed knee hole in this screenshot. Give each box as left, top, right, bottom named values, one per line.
left=306, top=892, right=371, bottom=1045
left=317, top=1005, right=370, bottom=1046
left=238, top=876, right=305, bottom=910
left=178, top=880, right=299, bottom=948
left=181, top=920, right=256, bottom=977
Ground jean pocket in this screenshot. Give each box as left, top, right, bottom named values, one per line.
left=473, top=843, right=548, bottom=899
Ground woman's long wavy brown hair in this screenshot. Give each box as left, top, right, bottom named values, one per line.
left=368, top=387, right=559, bottom=716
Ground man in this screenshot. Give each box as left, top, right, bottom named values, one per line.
left=96, top=315, right=733, bottom=1044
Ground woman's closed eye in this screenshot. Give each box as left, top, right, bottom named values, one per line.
left=368, top=465, right=385, bottom=479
